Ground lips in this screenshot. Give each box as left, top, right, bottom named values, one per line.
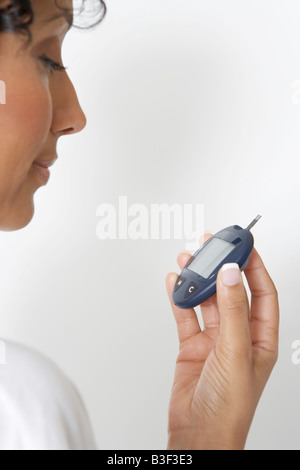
left=33, top=159, right=57, bottom=169
left=32, top=158, right=57, bottom=184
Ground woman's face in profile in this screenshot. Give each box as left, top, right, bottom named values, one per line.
left=0, top=0, right=86, bottom=231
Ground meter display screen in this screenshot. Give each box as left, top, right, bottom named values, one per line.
left=187, top=238, right=235, bottom=279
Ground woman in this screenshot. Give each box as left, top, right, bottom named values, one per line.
left=0, top=0, right=279, bottom=450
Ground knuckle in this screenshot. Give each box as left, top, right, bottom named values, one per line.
left=225, top=297, right=248, bottom=315
left=262, top=349, right=279, bottom=371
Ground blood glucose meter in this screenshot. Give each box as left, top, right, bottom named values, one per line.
left=172, top=215, right=262, bottom=309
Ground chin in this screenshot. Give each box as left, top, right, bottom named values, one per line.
left=0, top=201, right=35, bottom=232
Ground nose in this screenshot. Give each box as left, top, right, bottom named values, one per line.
left=50, top=73, right=87, bottom=137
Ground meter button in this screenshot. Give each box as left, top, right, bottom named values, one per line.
left=174, top=276, right=186, bottom=293
left=184, top=282, right=198, bottom=299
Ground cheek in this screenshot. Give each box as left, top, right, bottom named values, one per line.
left=0, top=64, right=52, bottom=185
left=7, top=75, right=52, bottom=153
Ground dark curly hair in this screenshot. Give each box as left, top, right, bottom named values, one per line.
left=0, top=0, right=106, bottom=44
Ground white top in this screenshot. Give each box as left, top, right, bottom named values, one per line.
left=0, top=339, right=97, bottom=450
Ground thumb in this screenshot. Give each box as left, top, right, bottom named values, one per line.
left=216, top=263, right=251, bottom=352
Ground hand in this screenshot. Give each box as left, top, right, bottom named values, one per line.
left=166, top=233, right=279, bottom=450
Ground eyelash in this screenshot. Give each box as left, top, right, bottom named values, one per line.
left=38, top=53, right=67, bottom=74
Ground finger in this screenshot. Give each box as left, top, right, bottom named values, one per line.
left=166, top=272, right=201, bottom=343
left=199, top=233, right=220, bottom=329
left=177, top=233, right=220, bottom=336
left=176, top=232, right=213, bottom=270
left=177, top=250, right=192, bottom=271
left=166, top=233, right=214, bottom=344
left=199, top=232, right=213, bottom=246
left=244, top=248, right=279, bottom=358
left=198, top=233, right=221, bottom=334
left=216, top=263, right=251, bottom=353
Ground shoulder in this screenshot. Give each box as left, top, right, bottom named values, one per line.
left=0, top=339, right=97, bottom=450
left=1, top=339, right=78, bottom=401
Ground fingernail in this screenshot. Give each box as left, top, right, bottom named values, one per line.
left=221, top=263, right=241, bottom=286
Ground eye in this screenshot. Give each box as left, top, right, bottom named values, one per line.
left=38, top=53, right=67, bottom=74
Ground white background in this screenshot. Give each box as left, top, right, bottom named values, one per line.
left=0, top=0, right=299, bottom=450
